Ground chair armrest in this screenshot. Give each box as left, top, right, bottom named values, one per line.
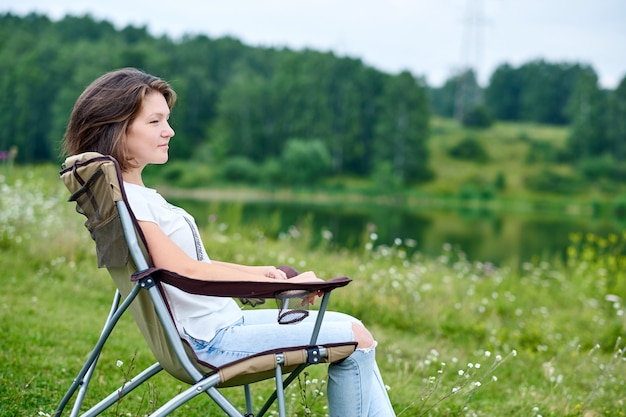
left=132, top=267, right=351, bottom=299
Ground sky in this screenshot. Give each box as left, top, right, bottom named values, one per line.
left=1, top=0, right=625, bottom=88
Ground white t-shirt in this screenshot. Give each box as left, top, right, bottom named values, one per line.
left=124, top=182, right=243, bottom=343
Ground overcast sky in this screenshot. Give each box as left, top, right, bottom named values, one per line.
left=2, top=0, right=624, bottom=88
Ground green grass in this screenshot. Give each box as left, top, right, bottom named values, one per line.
left=1, top=164, right=625, bottom=416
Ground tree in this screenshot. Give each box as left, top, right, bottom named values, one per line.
left=374, top=71, right=431, bottom=184
left=566, top=70, right=606, bottom=159
left=518, top=60, right=597, bottom=125
left=605, top=75, right=626, bottom=162
left=209, top=68, right=272, bottom=162
left=453, top=69, right=482, bottom=123
left=429, top=69, right=481, bottom=120
left=485, top=63, right=521, bottom=120
left=281, top=138, right=332, bottom=185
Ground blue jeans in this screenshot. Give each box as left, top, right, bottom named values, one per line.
left=188, top=309, right=395, bottom=417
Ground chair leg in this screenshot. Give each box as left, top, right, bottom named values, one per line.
left=150, top=374, right=243, bottom=417
left=68, top=353, right=100, bottom=417
left=52, top=351, right=101, bottom=417
left=244, top=384, right=253, bottom=416
left=55, top=289, right=127, bottom=417
left=274, top=365, right=286, bottom=417
left=79, top=363, right=163, bottom=417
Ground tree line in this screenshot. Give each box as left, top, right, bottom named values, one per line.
left=1, top=12, right=625, bottom=186
left=432, top=62, right=626, bottom=182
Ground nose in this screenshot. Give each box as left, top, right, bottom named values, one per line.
left=164, top=121, right=175, bottom=138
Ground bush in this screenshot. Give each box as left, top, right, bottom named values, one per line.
left=219, top=156, right=259, bottom=183
left=524, top=168, right=585, bottom=194
left=525, top=139, right=559, bottom=163
left=448, top=136, right=490, bottom=163
left=462, top=105, right=493, bottom=128
left=371, top=161, right=403, bottom=193
left=494, top=171, right=506, bottom=191
left=144, top=161, right=214, bottom=188
left=577, top=154, right=616, bottom=180
left=281, top=138, right=332, bottom=185
left=260, top=157, right=283, bottom=187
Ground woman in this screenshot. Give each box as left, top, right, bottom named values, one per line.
left=63, top=67, right=395, bottom=417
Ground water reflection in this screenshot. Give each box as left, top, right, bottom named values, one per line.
left=173, top=198, right=622, bottom=266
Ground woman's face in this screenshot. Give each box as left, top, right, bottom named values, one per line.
left=125, top=91, right=175, bottom=170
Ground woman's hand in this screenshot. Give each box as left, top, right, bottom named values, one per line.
left=289, top=271, right=325, bottom=305
left=260, top=266, right=288, bottom=280
left=288, top=271, right=324, bottom=283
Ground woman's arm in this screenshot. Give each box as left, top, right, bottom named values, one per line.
left=211, top=261, right=288, bottom=280
left=138, top=220, right=322, bottom=283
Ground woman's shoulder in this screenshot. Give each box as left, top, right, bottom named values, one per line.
left=123, top=182, right=168, bottom=217
left=124, top=182, right=161, bottom=201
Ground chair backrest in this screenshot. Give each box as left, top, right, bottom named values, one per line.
left=61, top=152, right=212, bottom=383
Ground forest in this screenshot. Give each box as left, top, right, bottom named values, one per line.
left=1, top=12, right=625, bottom=187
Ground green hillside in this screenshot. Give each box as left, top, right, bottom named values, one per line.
left=423, top=117, right=570, bottom=196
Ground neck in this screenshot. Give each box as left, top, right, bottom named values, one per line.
left=122, top=169, right=144, bottom=187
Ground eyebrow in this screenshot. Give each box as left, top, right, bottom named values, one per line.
left=146, top=111, right=170, bottom=119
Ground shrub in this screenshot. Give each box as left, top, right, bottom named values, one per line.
left=494, top=171, right=506, bottom=191
left=281, top=138, right=332, bottom=185
left=260, top=157, right=283, bottom=187
left=371, top=161, right=403, bottom=193
left=219, top=156, right=259, bottom=184
left=145, top=161, right=214, bottom=188
left=524, top=168, right=585, bottom=194
left=525, top=139, right=559, bottom=163
left=577, top=154, right=616, bottom=181
left=462, top=104, right=494, bottom=128
left=448, top=136, right=490, bottom=163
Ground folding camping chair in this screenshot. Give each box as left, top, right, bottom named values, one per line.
left=55, top=152, right=356, bottom=417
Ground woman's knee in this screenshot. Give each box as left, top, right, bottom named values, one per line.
left=352, top=322, right=374, bottom=349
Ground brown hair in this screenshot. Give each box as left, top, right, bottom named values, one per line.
left=63, top=68, right=176, bottom=171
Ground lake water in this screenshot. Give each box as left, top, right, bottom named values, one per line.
left=172, top=198, right=625, bottom=266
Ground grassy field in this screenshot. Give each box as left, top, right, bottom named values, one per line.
left=1, top=160, right=625, bottom=416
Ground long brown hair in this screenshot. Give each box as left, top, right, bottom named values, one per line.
left=63, top=68, right=176, bottom=171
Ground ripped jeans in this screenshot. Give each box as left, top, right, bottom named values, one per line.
left=188, top=309, right=396, bottom=417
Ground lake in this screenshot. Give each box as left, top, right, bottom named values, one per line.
left=171, top=197, right=625, bottom=266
